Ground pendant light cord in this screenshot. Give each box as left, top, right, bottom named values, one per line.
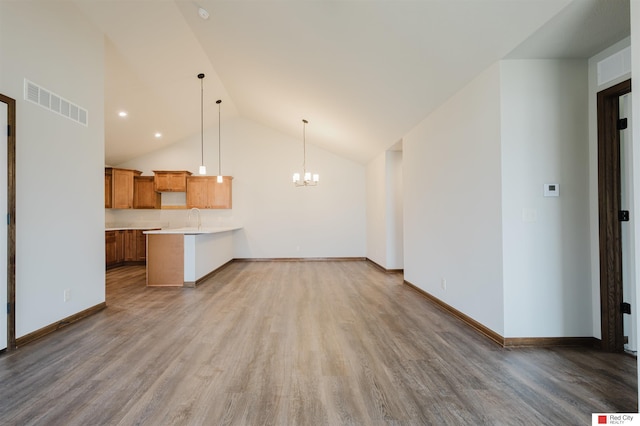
left=302, top=119, right=308, bottom=175
left=199, top=74, right=204, bottom=167
left=218, top=100, right=222, bottom=176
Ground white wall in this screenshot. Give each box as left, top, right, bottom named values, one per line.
left=366, top=152, right=387, bottom=267
left=403, top=63, right=505, bottom=335
left=385, top=151, right=403, bottom=269
left=0, top=3, right=105, bottom=337
left=587, top=37, right=632, bottom=339
left=365, top=149, right=404, bottom=270
left=500, top=60, right=590, bottom=338
left=115, top=117, right=366, bottom=259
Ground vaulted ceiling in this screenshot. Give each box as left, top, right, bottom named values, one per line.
left=73, top=0, right=630, bottom=166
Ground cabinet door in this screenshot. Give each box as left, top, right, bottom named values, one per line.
left=134, top=176, right=160, bottom=209
left=112, top=169, right=141, bottom=209
left=154, top=171, right=192, bottom=192
left=186, top=177, right=212, bottom=208
left=186, top=176, right=232, bottom=209
left=104, top=171, right=112, bottom=208
left=123, top=230, right=137, bottom=262
left=106, top=230, right=125, bottom=267
left=136, top=230, right=147, bottom=261
left=115, top=230, right=125, bottom=264
left=105, top=231, right=116, bottom=267
left=112, top=170, right=132, bottom=208
left=211, top=176, right=233, bottom=209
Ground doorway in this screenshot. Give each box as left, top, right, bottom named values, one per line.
left=597, top=79, right=632, bottom=352
left=0, top=94, right=16, bottom=351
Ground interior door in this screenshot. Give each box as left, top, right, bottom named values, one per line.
left=598, top=79, right=631, bottom=352
left=0, top=100, right=7, bottom=350
left=620, top=92, right=635, bottom=353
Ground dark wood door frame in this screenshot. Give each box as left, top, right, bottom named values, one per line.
left=0, top=94, right=16, bottom=351
left=597, top=79, right=631, bottom=352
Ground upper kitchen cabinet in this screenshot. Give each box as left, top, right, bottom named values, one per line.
left=186, top=176, right=233, bottom=209
left=105, top=167, right=141, bottom=209
left=133, top=176, right=160, bottom=209
left=105, top=171, right=112, bottom=208
left=153, top=170, right=192, bottom=192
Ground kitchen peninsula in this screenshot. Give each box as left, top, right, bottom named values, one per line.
left=145, top=225, right=242, bottom=287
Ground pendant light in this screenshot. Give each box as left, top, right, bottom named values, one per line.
left=197, top=73, right=206, bottom=175
left=216, top=99, right=223, bottom=183
left=292, top=119, right=319, bottom=186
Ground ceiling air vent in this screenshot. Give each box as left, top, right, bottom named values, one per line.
left=23, top=79, right=88, bottom=127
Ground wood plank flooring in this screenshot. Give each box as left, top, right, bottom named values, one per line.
left=0, top=261, right=636, bottom=425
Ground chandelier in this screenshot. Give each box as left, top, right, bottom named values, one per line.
left=292, top=119, right=319, bottom=186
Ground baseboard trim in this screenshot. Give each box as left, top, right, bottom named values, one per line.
left=403, top=280, right=504, bottom=347
left=403, top=280, right=599, bottom=349
left=503, top=337, right=600, bottom=348
left=184, top=259, right=235, bottom=288
left=366, top=258, right=404, bottom=274
left=16, top=302, right=107, bottom=348
left=106, top=260, right=145, bottom=270
left=234, top=257, right=367, bottom=262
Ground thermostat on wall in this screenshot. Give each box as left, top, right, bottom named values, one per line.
left=544, top=183, right=559, bottom=197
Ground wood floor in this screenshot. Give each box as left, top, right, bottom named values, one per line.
left=0, top=261, right=636, bottom=425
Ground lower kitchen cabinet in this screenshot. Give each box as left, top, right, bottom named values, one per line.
left=106, top=229, right=149, bottom=268
left=105, top=230, right=124, bottom=268
left=136, top=230, right=147, bottom=261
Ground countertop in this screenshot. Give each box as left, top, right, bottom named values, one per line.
left=143, top=225, right=243, bottom=235
left=105, top=226, right=162, bottom=231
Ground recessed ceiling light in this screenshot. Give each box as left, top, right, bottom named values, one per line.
left=198, top=7, right=209, bottom=20
left=154, top=132, right=162, bottom=138
left=118, top=111, right=128, bottom=117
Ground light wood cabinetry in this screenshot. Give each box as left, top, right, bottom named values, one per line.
left=106, top=229, right=150, bottom=268
left=136, top=230, right=147, bottom=261
left=105, top=172, right=113, bottom=208
left=153, top=170, right=192, bottom=192
left=105, top=230, right=125, bottom=268
left=105, top=167, right=141, bottom=209
left=186, top=176, right=233, bottom=209
left=133, top=176, right=160, bottom=209
left=124, top=230, right=137, bottom=262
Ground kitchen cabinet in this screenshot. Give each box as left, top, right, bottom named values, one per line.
left=186, top=176, right=233, bottom=209
left=153, top=170, right=192, bottom=192
left=106, top=229, right=149, bottom=268
left=133, top=176, right=160, bottom=209
left=124, top=230, right=137, bottom=262
left=136, top=230, right=147, bottom=261
left=105, top=172, right=112, bottom=208
left=105, top=167, right=141, bottom=209
left=105, top=230, right=125, bottom=267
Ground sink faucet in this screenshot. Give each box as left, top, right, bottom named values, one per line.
left=188, top=208, right=201, bottom=230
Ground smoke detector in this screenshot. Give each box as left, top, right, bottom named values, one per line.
left=198, top=7, right=209, bottom=20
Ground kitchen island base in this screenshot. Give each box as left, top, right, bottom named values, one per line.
left=146, top=234, right=184, bottom=286
left=145, top=226, right=240, bottom=287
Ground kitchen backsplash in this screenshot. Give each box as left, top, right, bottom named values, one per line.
left=106, top=208, right=237, bottom=230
